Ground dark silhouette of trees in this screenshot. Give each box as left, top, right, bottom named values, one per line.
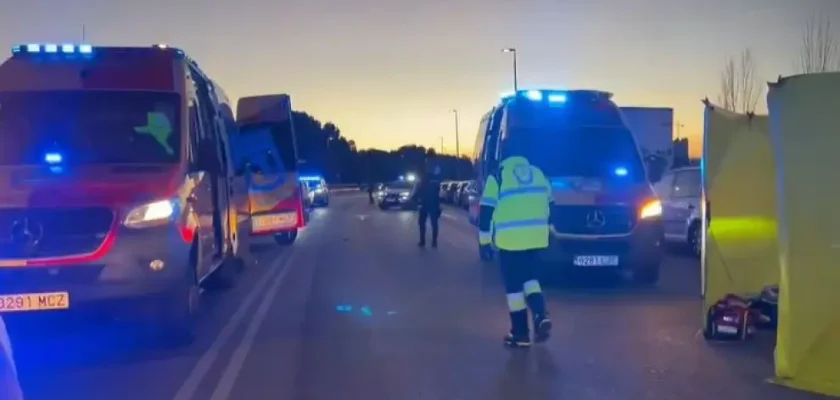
left=293, top=111, right=472, bottom=184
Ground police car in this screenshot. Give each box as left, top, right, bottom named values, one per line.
left=301, top=175, right=330, bottom=207
left=470, top=89, right=664, bottom=284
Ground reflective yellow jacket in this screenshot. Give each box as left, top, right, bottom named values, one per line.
left=478, top=156, right=551, bottom=251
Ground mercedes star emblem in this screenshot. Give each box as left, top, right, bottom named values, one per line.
left=10, top=218, right=44, bottom=247
left=585, top=210, right=606, bottom=228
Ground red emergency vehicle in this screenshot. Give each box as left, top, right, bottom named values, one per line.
left=0, top=43, right=244, bottom=344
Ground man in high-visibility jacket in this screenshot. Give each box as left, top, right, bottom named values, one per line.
left=478, top=154, right=553, bottom=348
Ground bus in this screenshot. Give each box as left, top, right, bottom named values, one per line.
left=234, top=94, right=306, bottom=245
left=0, top=43, right=245, bottom=344
left=470, top=89, right=664, bottom=284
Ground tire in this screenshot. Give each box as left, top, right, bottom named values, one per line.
left=153, top=245, right=200, bottom=347
left=688, top=222, right=701, bottom=258
left=632, top=262, right=660, bottom=285
left=274, top=230, right=298, bottom=245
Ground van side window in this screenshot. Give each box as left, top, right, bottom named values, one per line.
left=654, top=173, right=674, bottom=199
left=484, top=109, right=503, bottom=168
left=673, top=170, right=700, bottom=198
left=474, top=118, right=488, bottom=161
left=187, top=97, right=202, bottom=170
left=188, top=67, right=224, bottom=174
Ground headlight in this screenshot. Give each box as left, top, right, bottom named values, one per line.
left=124, top=199, right=175, bottom=228
left=400, top=192, right=410, bottom=198
left=639, top=199, right=662, bottom=219
left=314, top=188, right=325, bottom=194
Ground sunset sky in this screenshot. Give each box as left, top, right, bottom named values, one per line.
left=1, top=0, right=838, bottom=158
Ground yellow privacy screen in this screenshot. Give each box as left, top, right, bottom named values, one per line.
left=701, top=105, right=778, bottom=323
left=768, top=73, right=840, bottom=397
left=134, top=111, right=174, bottom=155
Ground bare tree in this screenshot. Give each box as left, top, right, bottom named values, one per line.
left=717, top=48, right=762, bottom=113
left=799, top=14, right=839, bottom=73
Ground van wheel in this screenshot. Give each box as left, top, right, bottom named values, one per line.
left=632, top=262, right=660, bottom=285
left=153, top=248, right=199, bottom=347
left=688, top=222, right=701, bottom=258
left=274, top=230, right=298, bottom=245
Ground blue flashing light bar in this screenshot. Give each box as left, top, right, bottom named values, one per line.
left=614, top=167, right=628, bottom=177
left=44, top=152, right=63, bottom=164
left=525, top=90, right=543, bottom=101
left=547, top=93, right=567, bottom=103
left=12, top=43, right=93, bottom=56
left=300, top=175, right=323, bottom=181
left=501, top=89, right=570, bottom=104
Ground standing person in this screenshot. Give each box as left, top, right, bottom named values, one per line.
left=477, top=142, right=553, bottom=348
left=367, top=181, right=375, bottom=205
left=412, top=150, right=443, bottom=248
left=0, top=317, right=24, bottom=399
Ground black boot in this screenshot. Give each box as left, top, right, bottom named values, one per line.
left=527, top=293, right=551, bottom=343
left=503, top=310, right=531, bottom=348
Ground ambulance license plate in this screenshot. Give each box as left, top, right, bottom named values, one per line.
left=0, top=292, right=70, bottom=313
left=573, top=255, right=619, bottom=267
left=251, top=212, right=297, bottom=233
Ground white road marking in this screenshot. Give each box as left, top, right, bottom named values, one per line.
left=208, top=246, right=306, bottom=400
left=171, top=244, right=301, bottom=400
left=441, top=212, right=461, bottom=221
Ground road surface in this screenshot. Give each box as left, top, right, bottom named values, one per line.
left=9, top=193, right=832, bottom=400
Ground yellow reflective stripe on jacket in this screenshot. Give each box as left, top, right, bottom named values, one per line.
left=478, top=230, right=492, bottom=245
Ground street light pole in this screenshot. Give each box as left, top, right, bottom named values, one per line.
left=451, top=109, right=460, bottom=158
left=439, top=136, right=445, bottom=154
left=502, top=48, right=518, bottom=92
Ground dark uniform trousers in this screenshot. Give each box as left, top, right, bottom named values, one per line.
left=499, top=248, right=547, bottom=334
left=417, top=206, right=441, bottom=244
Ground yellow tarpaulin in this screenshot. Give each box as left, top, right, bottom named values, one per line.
left=701, top=104, right=778, bottom=324
left=768, top=73, right=840, bottom=397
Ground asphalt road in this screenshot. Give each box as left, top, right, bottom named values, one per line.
left=7, top=193, right=833, bottom=400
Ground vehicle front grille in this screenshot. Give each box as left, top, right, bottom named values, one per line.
left=0, top=207, right=115, bottom=260
left=550, top=205, right=635, bottom=235
left=0, top=265, right=105, bottom=294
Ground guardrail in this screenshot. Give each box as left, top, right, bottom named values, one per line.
left=330, top=184, right=360, bottom=193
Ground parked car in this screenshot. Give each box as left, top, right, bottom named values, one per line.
left=459, top=180, right=478, bottom=209
left=440, top=181, right=453, bottom=202
left=445, top=181, right=463, bottom=204
left=655, top=166, right=702, bottom=257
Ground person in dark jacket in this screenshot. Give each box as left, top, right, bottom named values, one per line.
left=412, top=151, right=443, bottom=248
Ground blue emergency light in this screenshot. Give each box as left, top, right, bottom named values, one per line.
left=12, top=43, right=93, bottom=56
left=44, top=152, right=63, bottom=164
left=300, top=175, right=323, bottom=182
left=614, top=167, right=628, bottom=177
left=501, top=89, right=569, bottom=104
left=525, top=90, right=543, bottom=101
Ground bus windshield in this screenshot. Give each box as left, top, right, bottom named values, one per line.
left=0, top=90, right=180, bottom=165
left=512, top=125, right=646, bottom=182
